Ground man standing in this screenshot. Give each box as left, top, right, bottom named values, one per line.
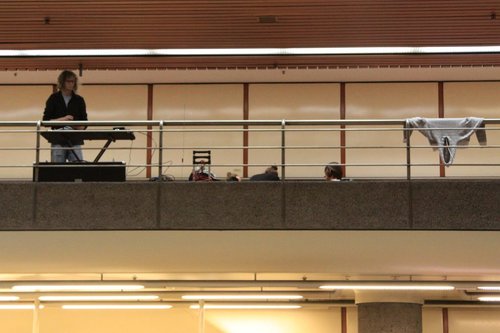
left=43, top=70, right=87, bottom=162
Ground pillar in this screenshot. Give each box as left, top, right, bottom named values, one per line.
left=356, top=291, right=423, bottom=333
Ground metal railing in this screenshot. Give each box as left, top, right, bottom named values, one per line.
left=0, top=119, right=498, bottom=181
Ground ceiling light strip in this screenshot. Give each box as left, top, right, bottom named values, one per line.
left=12, top=285, right=144, bottom=292
left=39, top=295, right=158, bottom=301
left=477, top=286, right=500, bottom=290
left=478, top=297, right=500, bottom=302
left=319, top=285, right=455, bottom=291
left=1, top=46, right=500, bottom=57
left=190, top=304, right=302, bottom=309
left=0, top=304, right=44, bottom=310
left=63, top=304, right=171, bottom=310
left=182, top=295, right=303, bottom=300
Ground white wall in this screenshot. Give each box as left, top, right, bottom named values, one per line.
left=0, top=306, right=499, bottom=333
left=0, top=307, right=342, bottom=333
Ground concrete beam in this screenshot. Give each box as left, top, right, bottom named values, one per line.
left=0, top=180, right=498, bottom=230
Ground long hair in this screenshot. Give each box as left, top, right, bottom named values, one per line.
left=57, top=70, right=78, bottom=91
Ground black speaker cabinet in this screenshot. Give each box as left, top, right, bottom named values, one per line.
left=34, top=162, right=126, bottom=182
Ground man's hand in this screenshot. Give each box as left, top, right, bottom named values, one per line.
left=62, top=115, right=74, bottom=121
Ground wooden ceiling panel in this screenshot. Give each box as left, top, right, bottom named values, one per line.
left=1, top=0, right=500, bottom=70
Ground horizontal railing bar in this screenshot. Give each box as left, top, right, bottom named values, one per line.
left=0, top=119, right=499, bottom=127
left=3, top=144, right=499, bottom=148
left=4, top=144, right=498, bottom=150
left=3, top=163, right=500, bottom=169
left=1, top=126, right=499, bottom=133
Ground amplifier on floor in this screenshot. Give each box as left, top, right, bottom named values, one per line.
left=33, top=162, right=126, bottom=182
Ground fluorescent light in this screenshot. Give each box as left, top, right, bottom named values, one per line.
left=286, top=46, right=500, bottom=55
left=0, top=304, right=44, bottom=310
left=0, top=49, right=152, bottom=57
left=0, top=296, right=19, bottom=301
left=478, top=296, right=500, bottom=302
left=286, top=47, right=413, bottom=55
left=62, top=304, right=172, bottom=310
left=39, top=295, right=158, bottom=301
left=12, top=285, right=144, bottom=292
left=182, top=295, right=303, bottom=300
left=319, top=285, right=455, bottom=291
left=478, top=286, right=500, bottom=291
left=2, top=46, right=500, bottom=57
left=154, top=48, right=282, bottom=56
left=190, top=304, right=301, bottom=310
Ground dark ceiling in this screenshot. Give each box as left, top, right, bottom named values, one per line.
left=2, top=0, right=500, bottom=70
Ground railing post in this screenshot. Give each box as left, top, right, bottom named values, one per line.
left=406, top=127, right=411, bottom=180
left=198, top=300, right=205, bottom=333
left=281, top=119, right=286, bottom=180
left=34, top=121, right=42, bottom=181
left=158, top=120, right=164, bottom=180
left=32, top=300, right=40, bottom=333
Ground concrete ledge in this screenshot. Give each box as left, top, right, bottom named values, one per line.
left=0, top=183, right=35, bottom=229
left=411, top=180, right=500, bottom=229
left=160, top=182, right=283, bottom=229
left=34, top=183, right=158, bottom=229
left=285, top=182, right=410, bottom=229
left=0, top=180, right=498, bottom=230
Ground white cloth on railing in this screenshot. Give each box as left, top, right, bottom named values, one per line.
left=404, top=117, right=487, bottom=165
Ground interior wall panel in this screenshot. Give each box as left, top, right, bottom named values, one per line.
left=0, top=310, right=33, bottom=333
left=81, top=85, right=148, bottom=179
left=205, top=308, right=342, bottom=333
left=444, top=82, right=500, bottom=177
left=249, top=83, right=340, bottom=179
left=0, top=86, right=51, bottom=179
left=41, top=308, right=203, bottom=333
left=345, top=83, right=438, bottom=178
left=423, top=308, right=443, bottom=333
left=448, top=308, right=500, bottom=333
left=0, top=306, right=469, bottom=333
left=153, top=84, right=243, bottom=180
left=347, top=307, right=358, bottom=333
left=0, top=307, right=344, bottom=333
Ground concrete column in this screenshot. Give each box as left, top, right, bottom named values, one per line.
left=356, top=292, right=422, bottom=333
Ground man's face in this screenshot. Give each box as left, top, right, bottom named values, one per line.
left=64, top=77, right=76, bottom=91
